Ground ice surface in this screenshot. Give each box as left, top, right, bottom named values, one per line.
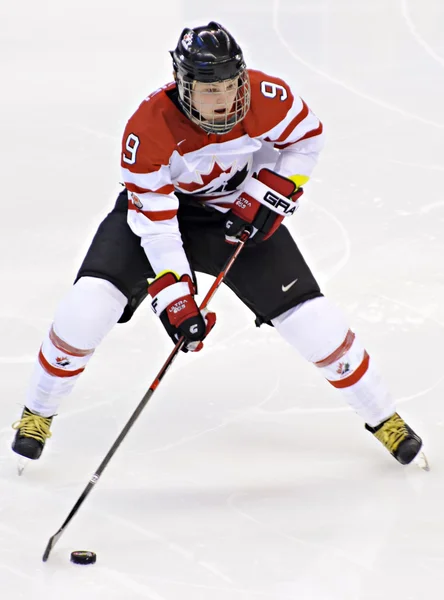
left=1, top=1, right=444, bottom=598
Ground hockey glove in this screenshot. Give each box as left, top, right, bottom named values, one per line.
left=148, top=271, right=216, bottom=352
left=225, top=169, right=303, bottom=244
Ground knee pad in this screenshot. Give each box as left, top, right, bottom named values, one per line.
left=272, top=297, right=350, bottom=362
left=272, top=297, right=368, bottom=387
left=53, top=276, right=127, bottom=350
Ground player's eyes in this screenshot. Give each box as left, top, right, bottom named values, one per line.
left=197, top=84, right=235, bottom=95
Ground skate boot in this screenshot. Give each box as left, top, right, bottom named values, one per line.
left=12, top=407, right=53, bottom=460
left=365, top=412, right=423, bottom=465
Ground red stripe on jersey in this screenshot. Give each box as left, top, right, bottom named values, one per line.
left=126, top=182, right=175, bottom=195
left=265, top=100, right=309, bottom=144
left=127, top=202, right=177, bottom=221
left=296, top=122, right=324, bottom=143
left=274, top=122, right=323, bottom=150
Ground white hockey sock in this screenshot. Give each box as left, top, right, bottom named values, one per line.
left=26, top=277, right=127, bottom=417
left=272, top=297, right=395, bottom=427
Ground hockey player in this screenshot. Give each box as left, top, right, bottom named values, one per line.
left=12, top=22, right=424, bottom=468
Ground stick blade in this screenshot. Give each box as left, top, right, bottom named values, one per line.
left=42, top=530, right=63, bottom=562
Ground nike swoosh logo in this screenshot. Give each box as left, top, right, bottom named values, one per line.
left=177, top=139, right=186, bottom=147
left=282, top=279, right=298, bottom=292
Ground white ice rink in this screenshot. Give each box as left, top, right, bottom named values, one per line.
left=2, top=1, right=444, bottom=598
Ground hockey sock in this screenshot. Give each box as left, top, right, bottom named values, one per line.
left=272, top=297, right=395, bottom=426
left=26, top=277, right=127, bottom=416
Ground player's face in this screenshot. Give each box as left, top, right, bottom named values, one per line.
left=191, top=79, right=239, bottom=123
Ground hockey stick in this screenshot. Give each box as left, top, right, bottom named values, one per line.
left=42, top=229, right=250, bottom=562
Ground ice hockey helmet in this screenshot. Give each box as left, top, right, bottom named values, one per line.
left=170, top=22, right=251, bottom=134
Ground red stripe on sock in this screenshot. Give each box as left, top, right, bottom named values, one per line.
left=49, top=325, right=94, bottom=357
left=314, top=329, right=355, bottom=368
left=327, top=351, right=370, bottom=389
left=38, top=349, right=85, bottom=378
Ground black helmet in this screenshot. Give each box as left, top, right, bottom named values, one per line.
left=170, top=22, right=250, bottom=134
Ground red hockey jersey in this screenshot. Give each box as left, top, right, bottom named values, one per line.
left=120, top=69, right=324, bottom=277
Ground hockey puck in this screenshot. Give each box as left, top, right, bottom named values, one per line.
left=70, top=551, right=97, bottom=565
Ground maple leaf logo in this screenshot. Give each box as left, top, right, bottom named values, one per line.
left=55, top=356, right=70, bottom=367
left=178, top=160, right=233, bottom=193
left=336, top=361, right=351, bottom=376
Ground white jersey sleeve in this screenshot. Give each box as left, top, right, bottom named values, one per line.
left=120, top=85, right=193, bottom=278
left=245, top=70, right=324, bottom=183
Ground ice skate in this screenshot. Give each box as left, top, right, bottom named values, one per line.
left=12, top=407, right=53, bottom=468
left=366, top=413, right=428, bottom=470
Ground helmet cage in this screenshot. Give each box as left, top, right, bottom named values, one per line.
left=176, top=70, right=250, bottom=134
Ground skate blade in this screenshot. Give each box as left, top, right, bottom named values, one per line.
left=17, top=457, right=30, bottom=476
left=413, top=450, right=430, bottom=472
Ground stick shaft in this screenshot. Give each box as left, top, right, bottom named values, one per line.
left=42, top=232, right=249, bottom=562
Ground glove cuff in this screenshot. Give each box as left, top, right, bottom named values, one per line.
left=256, top=168, right=298, bottom=197
left=243, top=176, right=298, bottom=217
left=148, top=271, right=194, bottom=317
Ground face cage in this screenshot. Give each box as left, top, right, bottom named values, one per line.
left=177, top=70, right=251, bottom=134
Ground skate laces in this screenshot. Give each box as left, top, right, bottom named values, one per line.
left=12, top=409, right=53, bottom=443
left=374, top=413, right=408, bottom=453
